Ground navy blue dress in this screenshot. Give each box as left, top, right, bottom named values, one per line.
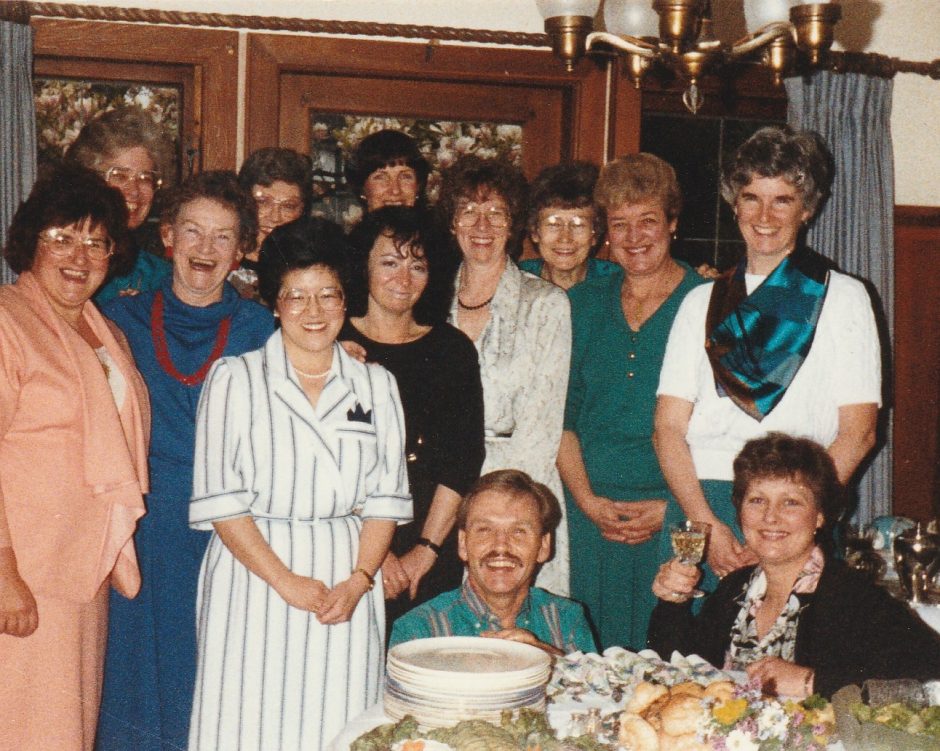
left=96, top=279, right=274, bottom=751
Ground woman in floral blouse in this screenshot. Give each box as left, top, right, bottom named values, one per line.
left=438, top=156, right=572, bottom=596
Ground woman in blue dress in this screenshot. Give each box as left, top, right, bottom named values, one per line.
left=96, top=171, right=274, bottom=750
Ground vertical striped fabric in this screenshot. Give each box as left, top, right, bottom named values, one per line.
left=188, top=332, right=411, bottom=751
left=786, top=71, right=895, bottom=523
left=0, top=19, right=37, bottom=284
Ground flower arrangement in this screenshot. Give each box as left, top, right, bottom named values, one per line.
left=703, top=681, right=835, bottom=751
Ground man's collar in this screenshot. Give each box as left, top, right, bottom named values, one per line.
left=460, top=578, right=533, bottom=630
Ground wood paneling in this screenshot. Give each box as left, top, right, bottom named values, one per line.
left=246, top=34, right=624, bottom=170
left=32, top=18, right=239, bottom=171
left=893, top=206, right=940, bottom=521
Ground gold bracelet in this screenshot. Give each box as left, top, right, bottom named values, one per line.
left=353, top=567, right=375, bottom=591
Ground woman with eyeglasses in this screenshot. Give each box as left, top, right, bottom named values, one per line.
left=438, top=155, right=572, bottom=596
left=0, top=164, right=150, bottom=750
left=519, top=162, right=617, bottom=291
left=230, top=147, right=313, bottom=301
left=96, top=172, right=274, bottom=750
left=187, top=216, right=410, bottom=751
left=342, top=207, right=484, bottom=636
left=66, top=106, right=175, bottom=304
left=557, top=154, right=705, bottom=650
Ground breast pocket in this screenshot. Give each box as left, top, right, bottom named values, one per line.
left=336, top=423, right=379, bottom=479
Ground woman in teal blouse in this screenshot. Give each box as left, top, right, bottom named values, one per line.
left=557, top=153, right=703, bottom=650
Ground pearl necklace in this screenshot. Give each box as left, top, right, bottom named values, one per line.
left=294, top=364, right=331, bottom=379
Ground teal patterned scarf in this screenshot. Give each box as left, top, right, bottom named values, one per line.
left=705, top=247, right=831, bottom=421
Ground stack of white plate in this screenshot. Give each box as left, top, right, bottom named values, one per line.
left=385, top=636, right=552, bottom=728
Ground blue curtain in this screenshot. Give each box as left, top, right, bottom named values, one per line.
left=0, top=18, right=36, bottom=284
left=786, top=71, right=894, bottom=524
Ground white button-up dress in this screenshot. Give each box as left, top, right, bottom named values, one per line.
left=188, top=331, right=411, bottom=751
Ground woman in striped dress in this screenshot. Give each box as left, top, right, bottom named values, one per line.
left=187, top=216, right=412, bottom=751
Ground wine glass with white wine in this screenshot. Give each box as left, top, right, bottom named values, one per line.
left=669, top=520, right=711, bottom=598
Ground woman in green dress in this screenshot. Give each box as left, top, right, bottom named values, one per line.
left=557, top=154, right=703, bottom=650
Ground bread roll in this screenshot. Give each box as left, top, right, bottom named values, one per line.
left=618, top=713, right=660, bottom=751
left=626, top=682, right=669, bottom=714
left=659, top=694, right=705, bottom=736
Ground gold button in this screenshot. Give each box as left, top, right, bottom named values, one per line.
left=628, top=352, right=636, bottom=359
left=627, top=371, right=635, bottom=378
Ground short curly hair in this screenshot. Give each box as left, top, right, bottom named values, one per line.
left=345, top=129, right=431, bottom=201
left=3, top=163, right=133, bottom=280
left=594, top=153, right=682, bottom=222
left=160, top=171, right=258, bottom=256
left=732, top=432, right=844, bottom=549
left=345, top=206, right=455, bottom=325
left=720, top=125, right=833, bottom=217
left=456, top=469, right=562, bottom=536
left=436, top=156, right=529, bottom=261
left=65, top=106, right=176, bottom=189
left=256, top=216, right=349, bottom=310
left=238, top=147, right=314, bottom=212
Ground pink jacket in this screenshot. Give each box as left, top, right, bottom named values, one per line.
left=0, top=272, right=150, bottom=602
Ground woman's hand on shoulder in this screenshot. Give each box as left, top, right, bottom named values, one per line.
left=340, top=340, right=367, bottom=363
left=652, top=558, right=700, bottom=603
left=616, top=499, right=668, bottom=545
left=706, top=522, right=756, bottom=578
left=746, top=657, right=814, bottom=698
left=316, top=574, right=371, bottom=625
left=0, top=548, right=39, bottom=637
left=276, top=571, right=329, bottom=613
left=381, top=551, right=410, bottom=600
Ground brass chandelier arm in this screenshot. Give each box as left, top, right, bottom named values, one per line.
left=729, top=23, right=794, bottom=59
left=586, top=31, right=659, bottom=58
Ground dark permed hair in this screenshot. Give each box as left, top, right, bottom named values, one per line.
left=345, top=129, right=431, bottom=200
left=345, top=206, right=456, bottom=325
left=4, top=163, right=134, bottom=281
left=160, top=170, right=258, bottom=255
left=256, top=216, right=350, bottom=310
left=436, top=155, right=529, bottom=261
left=456, top=469, right=562, bottom=536
left=732, top=432, right=845, bottom=551
left=721, top=125, right=833, bottom=217
left=238, top=147, right=314, bottom=212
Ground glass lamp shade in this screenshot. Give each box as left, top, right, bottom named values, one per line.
left=603, top=0, right=660, bottom=37
left=536, top=0, right=602, bottom=20
left=743, top=0, right=793, bottom=32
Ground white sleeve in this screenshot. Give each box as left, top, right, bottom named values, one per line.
left=189, top=359, right=254, bottom=530
left=828, top=276, right=882, bottom=407
left=657, top=286, right=709, bottom=403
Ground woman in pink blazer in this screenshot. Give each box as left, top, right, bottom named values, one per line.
left=0, top=164, right=150, bottom=751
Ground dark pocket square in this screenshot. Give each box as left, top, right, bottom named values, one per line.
left=347, top=403, right=373, bottom=424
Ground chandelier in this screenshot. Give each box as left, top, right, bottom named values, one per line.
left=536, top=0, right=842, bottom=113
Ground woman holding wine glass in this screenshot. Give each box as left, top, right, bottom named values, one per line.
left=648, top=433, right=940, bottom=699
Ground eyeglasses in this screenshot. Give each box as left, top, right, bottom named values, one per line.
left=278, top=287, right=345, bottom=313
left=39, top=228, right=114, bottom=261
left=539, top=214, right=594, bottom=237
left=102, top=166, right=162, bottom=191
left=454, top=202, right=511, bottom=229
left=254, top=192, right=304, bottom=216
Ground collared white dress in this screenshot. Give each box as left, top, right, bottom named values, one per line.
left=449, top=260, right=572, bottom=596
left=187, top=331, right=412, bottom=751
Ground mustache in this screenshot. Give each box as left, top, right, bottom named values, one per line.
left=481, top=552, right=523, bottom=566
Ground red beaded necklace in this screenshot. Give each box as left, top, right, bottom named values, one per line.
left=151, top=291, right=232, bottom=386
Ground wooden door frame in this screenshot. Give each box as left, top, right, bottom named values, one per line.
left=32, top=18, right=240, bottom=171
left=246, top=34, right=628, bottom=167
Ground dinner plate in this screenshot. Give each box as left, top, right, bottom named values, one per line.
left=388, top=636, right=551, bottom=676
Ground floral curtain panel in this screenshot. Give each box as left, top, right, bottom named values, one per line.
left=0, top=17, right=37, bottom=284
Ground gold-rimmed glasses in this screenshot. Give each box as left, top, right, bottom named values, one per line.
left=102, top=166, right=163, bottom=192
left=539, top=214, right=594, bottom=237
left=253, top=191, right=304, bottom=217
left=39, top=227, right=114, bottom=261
left=454, top=202, right=511, bottom=229
left=277, top=287, right=345, bottom=314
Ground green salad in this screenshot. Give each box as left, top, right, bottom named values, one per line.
left=852, top=702, right=940, bottom=739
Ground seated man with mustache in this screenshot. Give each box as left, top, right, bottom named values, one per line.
left=389, top=470, right=596, bottom=656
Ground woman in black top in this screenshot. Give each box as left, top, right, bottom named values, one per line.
left=648, top=433, right=940, bottom=698
left=343, top=206, right=485, bottom=632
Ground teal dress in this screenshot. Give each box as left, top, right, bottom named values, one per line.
left=518, top=257, right=619, bottom=288
left=564, top=262, right=703, bottom=650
